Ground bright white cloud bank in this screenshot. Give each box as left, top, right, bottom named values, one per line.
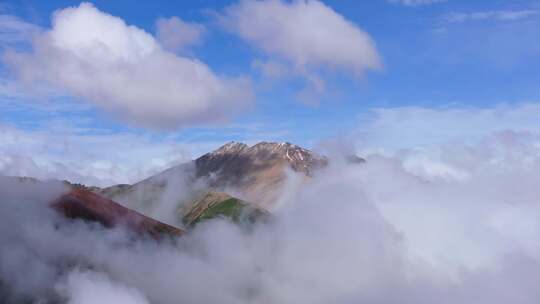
left=3, top=125, right=540, bottom=303
left=222, top=0, right=381, bottom=75
left=4, top=3, right=251, bottom=129
left=2, top=100, right=540, bottom=302
left=57, top=271, right=150, bottom=304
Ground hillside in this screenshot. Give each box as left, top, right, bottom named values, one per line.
left=53, top=188, right=184, bottom=238
left=96, top=141, right=333, bottom=223
left=181, top=191, right=270, bottom=227
left=5, top=142, right=363, bottom=229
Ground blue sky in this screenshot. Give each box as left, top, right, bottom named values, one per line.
left=1, top=0, right=540, bottom=185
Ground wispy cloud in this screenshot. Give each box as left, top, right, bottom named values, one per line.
left=388, top=0, right=446, bottom=7
left=355, top=103, right=540, bottom=151
left=155, top=16, right=205, bottom=52
left=444, top=9, right=540, bottom=23
left=0, top=14, right=41, bottom=46
left=0, top=123, right=195, bottom=186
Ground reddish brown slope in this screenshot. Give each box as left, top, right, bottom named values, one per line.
left=52, top=188, right=184, bottom=239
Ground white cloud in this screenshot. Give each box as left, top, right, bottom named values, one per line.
left=221, top=0, right=381, bottom=77
left=155, top=16, right=205, bottom=52
left=0, top=14, right=41, bottom=46
left=355, top=103, right=540, bottom=151
left=388, top=0, right=446, bottom=6
left=445, top=9, right=540, bottom=23
left=0, top=123, right=196, bottom=187
left=4, top=3, right=252, bottom=129
left=5, top=130, right=540, bottom=303
left=0, top=114, right=291, bottom=187
left=251, top=59, right=290, bottom=79
left=57, top=271, right=150, bottom=304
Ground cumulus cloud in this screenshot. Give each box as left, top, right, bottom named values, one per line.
left=155, top=16, right=205, bottom=52
left=4, top=3, right=252, bottom=129
left=222, top=0, right=381, bottom=73
left=221, top=0, right=380, bottom=95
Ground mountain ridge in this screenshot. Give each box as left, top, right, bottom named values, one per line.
left=98, top=141, right=334, bottom=217
left=1, top=141, right=365, bottom=233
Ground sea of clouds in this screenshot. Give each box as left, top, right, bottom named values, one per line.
left=1, top=130, right=540, bottom=304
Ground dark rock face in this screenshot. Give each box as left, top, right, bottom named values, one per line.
left=52, top=188, right=184, bottom=239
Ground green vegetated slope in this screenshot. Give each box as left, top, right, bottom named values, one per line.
left=96, top=184, right=270, bottom=229
left=182, top=191, right=269, bottom=227
left=195, top=198, right=244, bottom=222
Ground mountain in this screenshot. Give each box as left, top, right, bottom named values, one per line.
left=97, top=142, right=330, bottom=224
left=53, top=188, right=184, bottom=239
left=193, top=141, right=328, bottom=206
left=0, top=176, right=184, bottom=239
left=2, top=141, right=363, bottom=234
left=195, top=141, right=327, bottom=180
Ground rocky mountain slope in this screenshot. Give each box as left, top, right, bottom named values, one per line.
left=1, top=141, right=364, bottom=233
left=0, top=176, right=184, bottom=239
left=53, top=188, right=184, bottom=239
left=193, top=141, right=328, bottom=206
left=97, top=141, right=332, bottom=224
